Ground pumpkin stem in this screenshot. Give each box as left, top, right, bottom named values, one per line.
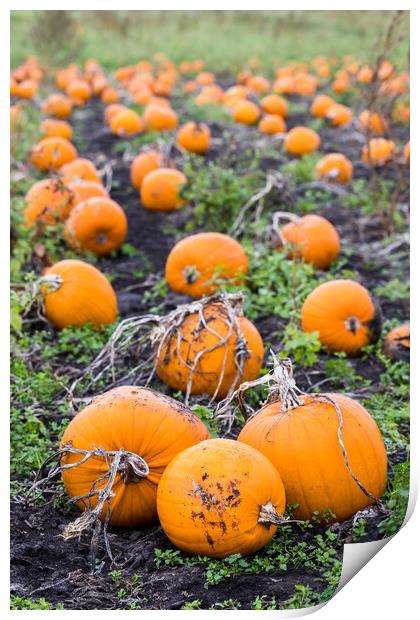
left=38, top=273, right=64, bottom=294
left=258, top=500, right=291, bottom=527
left=95, top=232, right=108, bottom=245
left=183, top=265, right=200, bottom=285
left=345, top=315, right=361, bottom=334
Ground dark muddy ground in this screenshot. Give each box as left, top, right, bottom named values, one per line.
left=10, top=93, right=409, bottom=610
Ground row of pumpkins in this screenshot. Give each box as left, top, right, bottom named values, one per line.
left=13, top=55, right=408, bottom=558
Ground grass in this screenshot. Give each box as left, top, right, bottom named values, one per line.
left=11, top=10, right=409, bottom=73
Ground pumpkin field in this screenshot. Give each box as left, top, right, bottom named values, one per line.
left=10, top=10, right=410, bottom=611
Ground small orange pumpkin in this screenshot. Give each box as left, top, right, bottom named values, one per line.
left=404, top=142, right=410, bottom=163
left=357, top=66, right=373, bottom=83
left=155, top=300, right=264, bottom=399
left=358, top=110, right=387, bottom=135
left=101, top=87, right=120, bottom=104
left=68, top=180, right=109, bottom=205
left=64, top=197, right=127, bottom=256
left=16, top=79, right=38, bottom=99
left=66, top=79, right=92, bottom=103
left=258, top=114, right=287, bottom=135
left=143, top=105, right=178, bottom=132
left=60, top=157, right=101, bottom=184
left=247, top=75, right=271, bottom=93
left=260, top=94, right=288, bottom=117
left=110, top=109, right=144, bottom=136
left=61, top=386, right=210, bottom=528
left=232, top=100, right=260, bottom=125
left=157, top=438, right=286, bottom=558
left=24, top=179, right=75, bottom=227
left=141, top=168, right=187, bottom=212
left=104, top=103, right=127, bottom=125
left=362, top=139, right=396, bottom=166
left=301, top=279, right=382, bottom=354
left=310, top=94, right=335, bottom=118
left=284, top=126, right=320, bottom=157
left=130, top=151, right=161, bottom=190
left=279, top=214, right=340, bottom=270
left=383, top=323, right=410, bottom=362
left=42, top=94, right=73, bottom=119
left=326, top=103, right=353, bottom=127
left=176, top=122, right=211, bottom=154
left=315, top=153, right=353, bottom=184
left=40, top=119, right=73, bottom=141
left=165, top=232, right=248, bottom=298
left=41, top=259, right=117, bottom=329
left=31, top=137, right=77, bottom=171
left=239, top=390, right=387, bottom=522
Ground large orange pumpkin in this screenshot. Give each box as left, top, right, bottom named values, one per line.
left=157, top=438, right=286, bottom=558
left=60, top=386, right=210, bottom=528
left=315, top=153, right=353, bottom=184
left=141, top=168, right=187, bottom=212
left=279, top=214, right=340, bottom=270
left=59, top=157, right=101, bottom=185
left=31, top=137, right=77, bottom=171
left=176, top=122, right=211, bottom=154
left=41, top=259, right=117, bottom=329
left=24, top=179, right=75, bottom=227
left=301, top=279, right=382, bottom=354
left=238, top=392, right=387, bottom=522
left=284, top=126, right=320, bottom=156
left=165, top=233, right=248, bottom=298
left=155, top=300, right=264, bottom=400
left=130, top=151, right=161, bottom=190
left=65, top=197, right=127, bottom=257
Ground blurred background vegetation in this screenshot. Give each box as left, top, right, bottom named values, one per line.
left=11, top=10, right=409, bottom=72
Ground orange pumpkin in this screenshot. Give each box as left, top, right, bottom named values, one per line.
left=141, top=168, right=186, bottom=212
left=315, top=153, right=353, bottom=184
left=24, top=179, right=75, bottom=227
left=260, top=94, right=288, bottom=117
left=326, top=103, right=353, bottom=127
left=157, top=438, right=286, bottom=558
left=143, top=105, right=178, bottom=132
left=247, top=75, right=270, bottom=93
left=284, top=126, right=320, bottom=156
left=258, top=114, right=287, bottom=135
left=16, top=79, right=38, bottom=99
left=273, top=76, right=295, bottom=95
left=301, top=279, right=382, bottom=354
left=362, top=139, right=396, bottom=166
left=130, top=151, right=161, bottom=190
left=101, top=87, right=120, bottom=104
left=279, top=214, right=340, bottom=270
left=66, top=79, right=92, bottom=103
left=41, top=119, right=73, bottom=141
left=104, top=103, right=127, bottom=125
left=196, top=71, right=215, bottom=86
left=60, top=157, right=101, bottom=184
left=310, top=94, right=335, bottom=118
left=42, top=94, right=73, bottom=119
left=232, top=100, right=260, bottom=125
left=383, top=323, right=410, bottom=362
left=68, top=180, right=109, bottom=205
left=176, top=122, right=211, bottom=154
left=165, top=233, right=249, bottom=298
left=238, top=392, right=387, bottom=522
left=358, top=110, right=387, bottom=135
left=65, top=197, right=127, bottom=257
left=156, top=300, right=264, bottom=399
left=41, top=259, right=117, bottom=329
left=110, top=109, right=144, bottom=136
left=31, top=137, right=77, bottom=171
left=404, top=142, right=410, bottom=163
left=357, top=66, right=373, bottom=83
left=61, top=386, right=210, bottom=528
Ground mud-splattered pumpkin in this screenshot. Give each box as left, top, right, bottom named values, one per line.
left=155, top=300, right=264, bottom=400
left=141, top=168, right=187, bottom=212
left=315, top=153, right=353, bottom=184
left=24, top=178, right=75, bottom=227
left=165, top=233, right=248, bottom=298
left=301, top=279, right=382, bottom=354
left=41, top=259, right=117, bottom=329
left=284, top=126, right=320, bottom=157
left=383, top=323, right=410, bottom=362
left=157, top=438, right=286, bottom=557
left=31, top=137, right=77, bottom=171
left=64, top=197, right=127, bottom=257
left=60, top=386, right=210, bottom=528
left=279, top=214, right=340, bottom=270
left=176, top=122, right=211, bottom=154
left=130, top=151, right=161, bottom=190
left=239, top=392, right=387, bottom=522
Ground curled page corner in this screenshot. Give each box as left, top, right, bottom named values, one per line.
left=337, top=537, right=390, bottom=592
